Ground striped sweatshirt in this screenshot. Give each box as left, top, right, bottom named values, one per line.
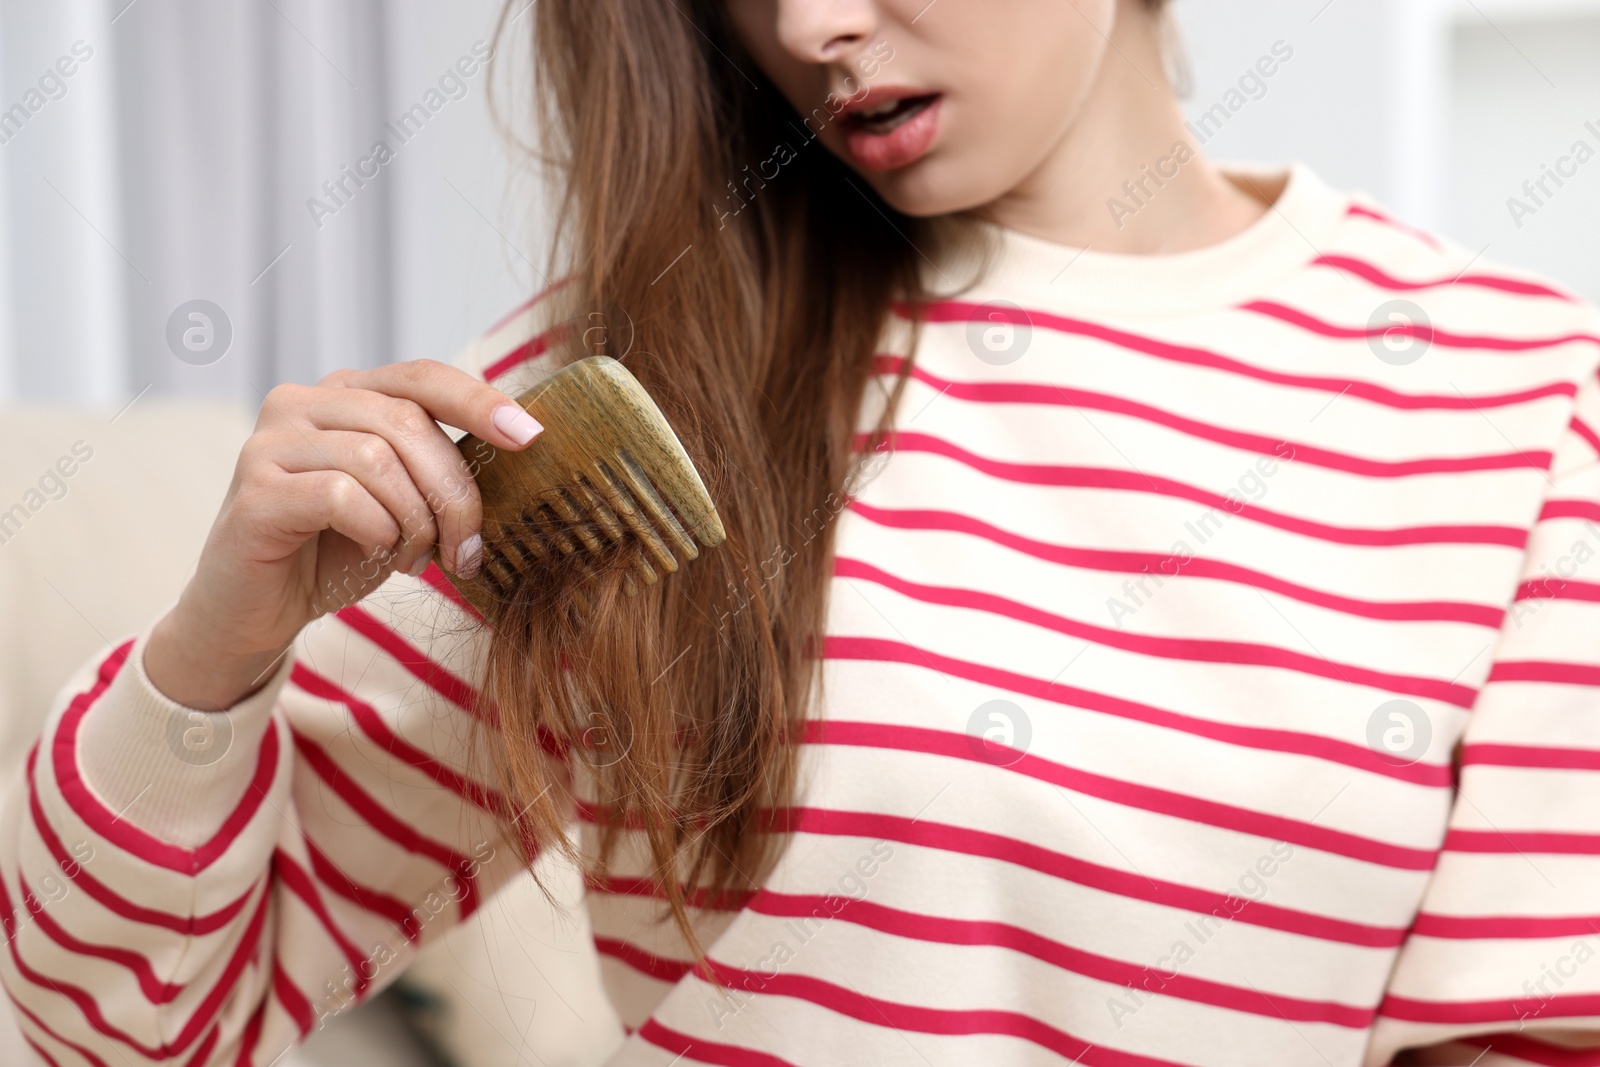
left=9, top=164, right=1600, bottom=1067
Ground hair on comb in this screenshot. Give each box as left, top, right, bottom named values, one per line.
left=434, top=356, right=726, bottom=617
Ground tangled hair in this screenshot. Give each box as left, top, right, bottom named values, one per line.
left=472, top=0, right=960, bottom=957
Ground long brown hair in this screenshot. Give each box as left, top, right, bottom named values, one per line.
left=474, top=0, right=964, bottom=956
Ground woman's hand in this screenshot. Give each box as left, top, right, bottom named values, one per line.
left=145, top=360, right=543, bottom=710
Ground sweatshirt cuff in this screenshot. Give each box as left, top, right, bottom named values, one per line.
left=73, top=628, right=294, bottom=849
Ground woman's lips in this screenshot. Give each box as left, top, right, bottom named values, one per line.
left=840, top=93, right=942, bottom=172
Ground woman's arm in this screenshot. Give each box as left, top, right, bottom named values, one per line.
left=0, top=359, right=549, bottom=1065
left=145, top=359, right=542, bottom=711
left=1369, top=370, right=1600, bottom=1066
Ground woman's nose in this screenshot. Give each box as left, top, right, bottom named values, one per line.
left=774, top=0, right=879, bottom=65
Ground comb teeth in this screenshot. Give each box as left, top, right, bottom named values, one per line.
left=615, top=449, right=698, bottom=561
left=475, top=462, right=702, bottom=603
left=590, top=459, right=677, bottom=575
left=568, top=482, right=624, bottom=544
left=433, top=356, right=726, bottom=616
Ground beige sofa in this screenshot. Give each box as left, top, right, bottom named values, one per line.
left=0, top=401, right=623, bottom=1067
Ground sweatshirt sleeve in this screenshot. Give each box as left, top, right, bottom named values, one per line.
left=1367, top=372, right=1600, bottom=1066
left=0, top=298, right=566, bottom=1067
left=0, top=574, right=534, bottom=1067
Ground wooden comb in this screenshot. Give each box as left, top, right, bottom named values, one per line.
left=433, top=356, right=725, bottom=617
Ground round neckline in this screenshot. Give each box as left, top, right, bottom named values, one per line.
left=948, top=163, right=1351, bottom=320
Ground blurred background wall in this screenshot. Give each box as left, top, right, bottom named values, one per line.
left=0, top=0, right=540, bottom=407
left=1172, top=0, right=1600, bottom=308
left=0, top=0, right=1593, bottom=401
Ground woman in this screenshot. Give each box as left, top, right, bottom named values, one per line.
left=7, top=1, right=1600, bottom=1064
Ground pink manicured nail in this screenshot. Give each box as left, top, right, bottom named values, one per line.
left=455, top=533, right=483, bottom=578
left=492, top=403, right=542, bottom=446
left=406, top=554, right=432, bottom=578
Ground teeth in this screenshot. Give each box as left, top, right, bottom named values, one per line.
left=858, top=100, right=902, bottom=120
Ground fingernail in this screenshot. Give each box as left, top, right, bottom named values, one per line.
left=454, top=533, right=483, bottom=579
left=492, top=403, right=543, bottom=446
left=406, top=554, right=432, bottom=578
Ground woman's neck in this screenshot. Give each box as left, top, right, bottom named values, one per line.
left=975, top=4, right=1269, bottom=256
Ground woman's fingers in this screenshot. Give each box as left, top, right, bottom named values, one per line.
left=261, top=362, right=540, bottom=576
left=288, top=388, right=482, bottom=575
left=256, top=468, right=404, bottom=560
left=257, top=430, right=440, bottom=574
left=325, top=360, right=543, bottom=450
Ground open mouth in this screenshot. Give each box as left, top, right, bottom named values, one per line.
left=845, top=93, right=940, bottom=135
left=839, top=91, right=943, bottom=172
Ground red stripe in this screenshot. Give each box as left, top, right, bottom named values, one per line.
left=1574, top=416, right=1600, bottom=459
left=51, top=641, right=282, bottom=875
left=747, top=889, right=1374, bottom=1026
left=481, top=279, right=570, bottom=341
left=1462, top=743, right=1600, bottom=772
left=275, top=849, right=373, bottom=998
left=874, top=429, right=1529, bottom=549
left=847, top=500, right=1504, bottom=627
left=290, top=661, right=508, bottom=816
left=291, top=731, right=479, bottom=916
left=1516, top=578, right=1600, bottom=606
left=483, top=295, right=536, bottom=337
left=1242, top=299, right=1600, bottom=354
left=879, top=354, right=1549, bottom=477
left=1411, top=910, right=1600, bottom=939
left=304, top=834, right=418, bottom=936
left=1542, top=499, right=1600, bottom=524
left=1445, top=828, right=1600, bottom=856
left=273, top=962, right=315, bottom=1036
left=484, top=331, right=553, bottom=381
left=181, top=1023, right=221, bottom=1067
left=638, top=1020, right=803, bottom=1067
left=1489, top=660, right=1600, bottom=687
left=910, top=300, right=1578, bottom=412
left=26, top=747, right=259, bottom=935
left=1347, top=203, right=1443, bottom=250
left=234, top=1006, right=265, bottom=1067
left=1382, top=988, right=1600, bottom=1025
left=594, top=935, right=695, bottom=984
left=813, top=718, right=1438, bottom=870
left=824, top=635, right=1454, bottom=789
left=837, top=555, right=1479, bottom=709
left=479, top=278, right=573, bottom=378
left=335, top=605, right=482, bottom=713
left=21, top=1034, right=65, bottom=1067
left=335, top=599, right=570, bottom=758
left=1312, top=253, right=1574, bottom=301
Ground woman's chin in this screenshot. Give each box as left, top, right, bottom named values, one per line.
left=862, top=162, right=1016, bottom=221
